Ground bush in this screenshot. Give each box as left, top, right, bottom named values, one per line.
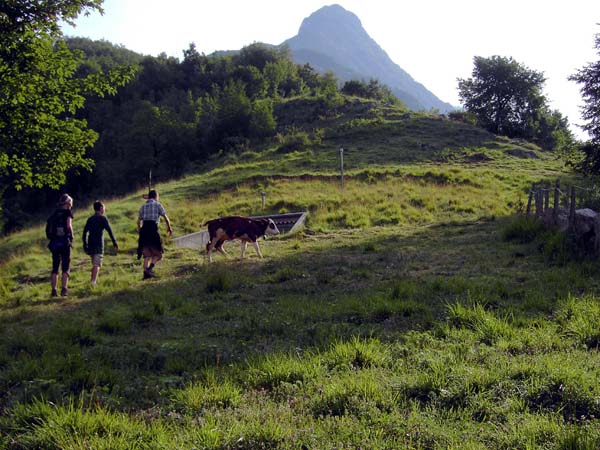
left=540, top=229, right=571, bottom=264
left=502, top=216, right=588, bottom=264
left=447, top=110, right=477, bottom=125
left=501, top=216, right=544, bottom=243
left=275, top=129, right=311, bottom=154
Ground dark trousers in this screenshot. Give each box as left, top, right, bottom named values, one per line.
left=50, top=241, right=71, bottom=273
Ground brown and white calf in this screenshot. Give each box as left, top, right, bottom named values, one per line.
left=203, top=216, right=280, bottom=262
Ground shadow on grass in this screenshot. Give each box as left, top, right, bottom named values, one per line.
left=1, top=217, right=598, bottom=409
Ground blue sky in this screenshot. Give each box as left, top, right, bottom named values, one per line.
left=63, top=0, right=600, bottom=139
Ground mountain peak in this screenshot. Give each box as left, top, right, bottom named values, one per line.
left=297, top=4, right=363, bottom=35
left=284, top=5, right=454, bottom=112
left=294, top=4, right=370, bottom=51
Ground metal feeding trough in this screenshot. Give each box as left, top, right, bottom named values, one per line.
left=250, top=211, right=307, bottom=234
left=173, top=211, right=307, bottom=249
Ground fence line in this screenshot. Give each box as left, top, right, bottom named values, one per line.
left=525, top=180, right=597, bottom=229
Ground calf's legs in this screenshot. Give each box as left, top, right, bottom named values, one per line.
left=240, top=240, right=263, bottom=258
left=206, top=239, right=227, bottom=262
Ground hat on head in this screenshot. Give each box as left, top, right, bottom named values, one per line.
left=58, top=194, right=73, bottom=206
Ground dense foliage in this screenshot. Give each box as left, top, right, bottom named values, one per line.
left=66, top=41, right=349, bottom=195
left=341, top=78, right=401, bottom=105
left=458, top=55, right=574, bottom=151
left=0, top=1, right=132, bottom=230
left=1, top=34, right=405, bottom=233
left=570, top=31, right=600, bottom=175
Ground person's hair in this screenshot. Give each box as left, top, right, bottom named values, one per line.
left=93, top=201, right=104, bottom=212
left=58, top=193, right=73, bottom=207
left=148, top=189, right=158, bottom=199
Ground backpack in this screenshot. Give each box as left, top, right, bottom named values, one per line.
left=46, top=211, right=67, bottom=241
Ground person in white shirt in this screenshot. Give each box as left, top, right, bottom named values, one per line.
left=137, top=189, right=172, bottom=279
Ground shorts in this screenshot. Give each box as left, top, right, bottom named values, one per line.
left=142, top=246, right=163, bottom=258
left=91, top=254, right=103, bottom=267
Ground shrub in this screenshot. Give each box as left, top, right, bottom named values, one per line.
left=501, top=216, right=544, bottom=243
left=447, top=110, right=477, bottom=125
left=276, top=129, right=311, bottom=153
left=540, top=229, right=571, bottom=264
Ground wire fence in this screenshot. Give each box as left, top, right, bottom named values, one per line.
left=525, top=179, right=599, bottom=228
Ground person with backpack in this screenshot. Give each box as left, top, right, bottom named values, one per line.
left=46, top=193, right=74, bottom=297
left=82, top=200, right=118, bottom=286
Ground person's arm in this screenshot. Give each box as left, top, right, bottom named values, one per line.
left=104, top=218, right=118, bottom=251
left=137, top=205, right=143, bottom=232
left=82, top=220, right=89, bottom=253
left=163, top=215, right=173, bottom=236
left=159, top=203, right=172, bottom=236
left=66, top=215, right=74, bottom=245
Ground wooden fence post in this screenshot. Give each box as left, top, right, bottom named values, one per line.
left=543, top=182, right=550, bottom=215
left=535, top=186, right=542, bottom=217
left=553, top=179, right=560, bottom=222
left=526, top=182, right=535, bottom=216
left=569, top=186, right=576, bottom=229
left=339, top=147, right=344, bottom=191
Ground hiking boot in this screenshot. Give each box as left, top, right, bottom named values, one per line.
left=143, top=270, right=155, bottom=280
left=51, top=289, right=58, bottom=297
left=61, top=287, right=68, bottom=297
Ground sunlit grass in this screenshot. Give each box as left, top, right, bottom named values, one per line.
left=1, top=108, right=598, bottom=448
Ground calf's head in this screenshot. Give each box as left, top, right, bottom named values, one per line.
left=264, top=218, right=280, bottom=236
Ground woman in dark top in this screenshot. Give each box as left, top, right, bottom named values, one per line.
left=46, top=193, right=74, bottom=297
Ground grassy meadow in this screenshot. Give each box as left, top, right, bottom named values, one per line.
left=2, top=104, right=600, bottom=449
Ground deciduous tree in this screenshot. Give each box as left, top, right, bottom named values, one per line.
left=458, top=56, right=546, bottom=138
left=570, top=31, right=600, bottom=144
left=0, top=0, right=132, bottom=192
left=458, top=55, right=574, bottom=152
left=568, top=30, right=600, bottom=175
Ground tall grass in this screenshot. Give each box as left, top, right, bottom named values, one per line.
left=2, top=107, right=598, bottom=448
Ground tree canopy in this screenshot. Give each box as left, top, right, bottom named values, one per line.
left=569, top=30, right=600, bottom=175
left=570, top=31, right=600, bottom=145
left=57, top=39, right=354, bottom=204
left=0, top=0, right=132, bottom=192
left=341, top=78, right=401, bottom=105
left=0, top=0, right=103, bottom=35
left=457, top=55, right=573, bottom=151
left=458, top=56, right=546, bottom=137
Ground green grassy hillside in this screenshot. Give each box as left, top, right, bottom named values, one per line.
left=2, top=100, right=599, bottom=449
